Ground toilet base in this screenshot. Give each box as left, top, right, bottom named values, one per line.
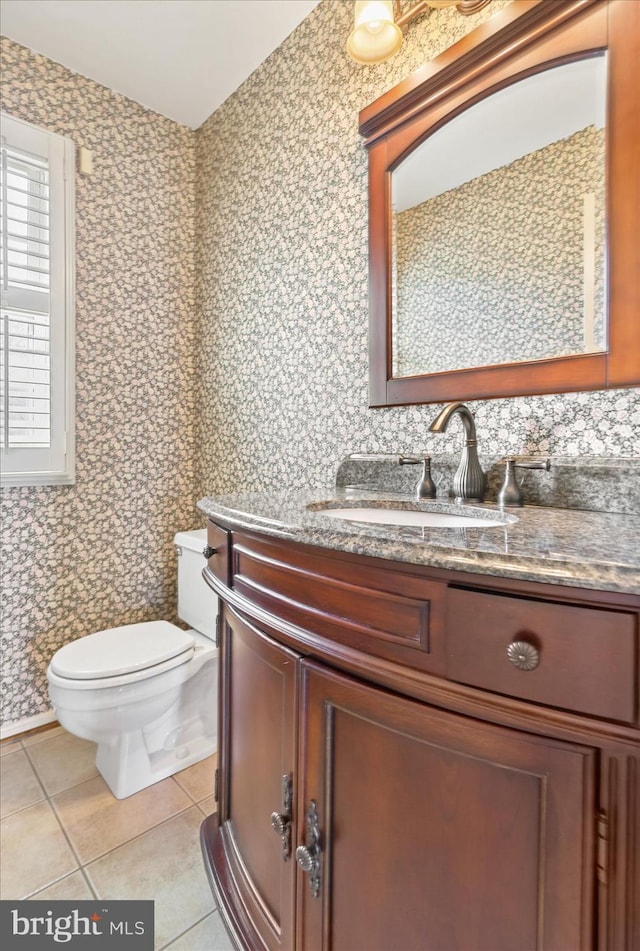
left=48, top=633, right=218, bottom=799
left=96, top=727, right=217, bottom=799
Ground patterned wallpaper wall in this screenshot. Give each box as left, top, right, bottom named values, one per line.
left=0, top=38, right=198, bottom=727
left=195, top=0, right=638, bottom=502
left=394, top=126, right=606, bottom=376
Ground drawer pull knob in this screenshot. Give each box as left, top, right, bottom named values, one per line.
left=507, top=640, right=540, bottom=671
left=202, top=545, right=218, bottom=559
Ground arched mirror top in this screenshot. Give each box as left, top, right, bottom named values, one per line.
left=361, top=0, right=639, bottom=407
left=390, top=54, right=606, bottom=203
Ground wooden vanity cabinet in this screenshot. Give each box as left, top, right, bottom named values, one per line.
left=201, top=523, right=640, bottom=951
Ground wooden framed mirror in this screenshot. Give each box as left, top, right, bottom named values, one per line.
left=360, top=0, right=639, bottom=407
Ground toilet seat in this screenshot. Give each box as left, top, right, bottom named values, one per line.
left=49, top=621, right=195, bottom=682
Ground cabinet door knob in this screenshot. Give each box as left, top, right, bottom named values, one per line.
left=202, top=545, right=218, bottom=559
left=506, top=640, right=540, bottom=671
left=296, top=800, right=321, bottom=898
left=270, top=812, right=290, bottom=837
left=295, top=844, right=318, bottom=873
left=271, top=774, right=293, bottom=860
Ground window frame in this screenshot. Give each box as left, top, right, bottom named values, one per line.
left=1, top=112, right=75, bottom=487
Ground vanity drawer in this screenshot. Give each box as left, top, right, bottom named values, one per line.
left=231, top=532, right=447, bottom=673
left=206, top=521, right=231, bottom=587
left=447, top=588, right=638, bottom=723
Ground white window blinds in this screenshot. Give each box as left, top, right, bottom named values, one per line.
left=1, top=144, right=51, bottom=449
left=0, top=114, right=75, bottom=485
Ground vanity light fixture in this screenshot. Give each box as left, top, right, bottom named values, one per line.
left=346, top=0, right=492, bottom=65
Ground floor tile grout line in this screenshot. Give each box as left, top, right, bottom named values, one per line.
left=0, top=740, right=25, bottom=757
left=80, top=803, right=218, bottom=929
left=25, top=867, right=99, bottom=902
left=20, top=736, right=100, bottom=801
left=78, top=866, right=100, bottom=901
left=8, top=742, right=53, bottom=807
left=1, top=725, right=63, bottom=754
left=22, top=739, right=101, bottom=799
left=0, top=793, right=48, bottom=823
left=18, top=726, right=64, bottom=749
left=66, top=800, right=204, bottom=873
left=172, top=776, right=217, bottom=808
left=158, top=909, right=219, bottom=951
left=46, top=794, right=92, bottom=879
left=35, top=804, right=86, bottom=893
left=165, top=774, right=201, bottom=805
left=20, top=738, right=99, bottom=894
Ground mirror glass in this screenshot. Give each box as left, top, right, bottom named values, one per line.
left=391, top=55, right=607, bottom=379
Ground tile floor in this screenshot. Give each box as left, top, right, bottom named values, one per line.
left=0, top=724, right=233, bottom=950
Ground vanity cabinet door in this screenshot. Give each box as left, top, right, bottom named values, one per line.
left=216, top=607, right=299, bottom=951
left=296, top=660, right=597, bottom=951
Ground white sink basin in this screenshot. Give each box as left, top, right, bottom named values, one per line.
left=314, top=506, right=510, bottom=528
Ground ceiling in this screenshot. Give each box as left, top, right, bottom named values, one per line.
left=0, top=0, right=321, bottom=129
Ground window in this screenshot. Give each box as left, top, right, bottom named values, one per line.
left=1, top=113, right=75, bottom=486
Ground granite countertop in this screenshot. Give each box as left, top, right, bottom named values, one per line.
left=197, top=488, right=640, bottom=596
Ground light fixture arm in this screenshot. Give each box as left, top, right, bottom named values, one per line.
left=394, top=0, right=491, bottom=31
left=394, top=1, right=430, bottom=31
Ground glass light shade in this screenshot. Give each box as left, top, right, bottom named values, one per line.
left=346, top=0, right=403, bottom=64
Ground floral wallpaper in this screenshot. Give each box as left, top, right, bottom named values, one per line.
left=394, top=126, right=606, bottom=376
left=2, top=0, right=639, bottom=728
left=195, top=0, right=638, bottom=503
left=0, top=38, right=198, bottom=727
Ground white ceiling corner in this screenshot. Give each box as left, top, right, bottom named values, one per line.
left=0, top=0, right=322, bottom=129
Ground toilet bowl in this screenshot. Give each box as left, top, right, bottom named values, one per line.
left=46, top=529, right=219, bottom=799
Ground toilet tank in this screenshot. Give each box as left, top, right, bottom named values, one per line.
left=174, top=529, right=218, bottom=640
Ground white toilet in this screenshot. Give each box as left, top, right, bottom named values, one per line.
left=47, top=529, right=218, bottom=799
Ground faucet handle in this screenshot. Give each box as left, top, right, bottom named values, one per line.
left=513, top=457, right=551, bottom=472
left=498, top=459, right=523, bottom=507
left=400, top=454, right=436, bottom=500
left=498, top=457, right=551, bottom=507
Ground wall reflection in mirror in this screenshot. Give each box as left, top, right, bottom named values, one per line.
left=391, top=55, right=607, bottom=379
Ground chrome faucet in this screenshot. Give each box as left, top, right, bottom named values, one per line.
left=428, top=402, right=486, bottom=502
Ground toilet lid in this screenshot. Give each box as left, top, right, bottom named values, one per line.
left=50, top=621, right=195, bottom=680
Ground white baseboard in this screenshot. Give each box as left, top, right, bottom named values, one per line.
left=0, top=710, right=58, bottom=740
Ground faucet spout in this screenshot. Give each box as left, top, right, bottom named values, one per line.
left=429, top=401, right=477, bottom=442
left=428, top=402, right=486, bottom=502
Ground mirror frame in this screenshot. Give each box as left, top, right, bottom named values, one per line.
left=360, top=0, right=639, bottom=407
